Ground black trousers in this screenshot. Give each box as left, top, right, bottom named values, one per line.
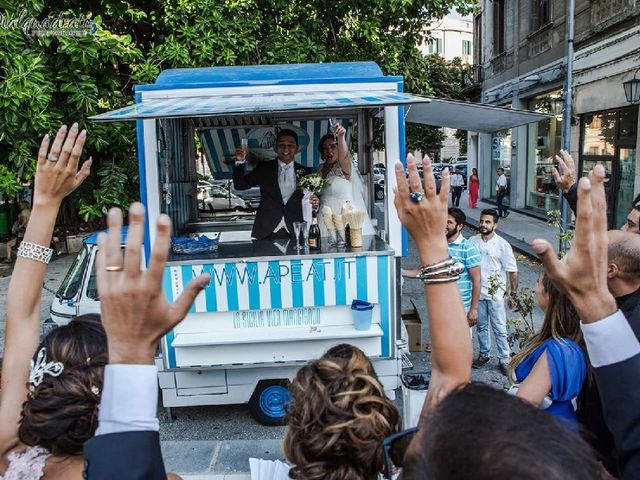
left=452, top=187, right=463, bottom=207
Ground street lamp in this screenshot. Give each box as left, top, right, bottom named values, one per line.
left=548, top=93, right=564, bottom=116
left=623, top=68, right=640, bottom=104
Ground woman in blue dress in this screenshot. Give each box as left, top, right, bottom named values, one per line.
left=508, top=273, right=588, bottom=428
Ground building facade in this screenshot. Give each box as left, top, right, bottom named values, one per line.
left=471, top=0, right=640, bottom=228
left=420, top=14, right=474, bottom=160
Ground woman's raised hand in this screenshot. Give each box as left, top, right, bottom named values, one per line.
left=35, top=123, right=92, bottom=207
left=394, top=154, right=449, bottom=263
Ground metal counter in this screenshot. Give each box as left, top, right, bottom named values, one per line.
left=167, top=235, right=394, bottom=265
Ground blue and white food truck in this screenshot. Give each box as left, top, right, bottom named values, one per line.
left=49, top=62, right=546, bottom=424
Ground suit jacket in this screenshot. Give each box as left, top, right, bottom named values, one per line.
left=594, top=353, right=640, bottom=480
left=84, top=431, right=166, bottom=479
left=233, top=160, right=311, bottom=240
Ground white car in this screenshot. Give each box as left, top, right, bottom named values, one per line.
left=198, top=185, right=247, bottom=211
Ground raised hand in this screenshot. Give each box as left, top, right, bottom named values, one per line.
left=532, top=165, right=617, bottom=323
left=394, top=154, right=449, bottom=263
left=552, top=150, right=576, bottom=193
left=35, top=123, right=92, bottom=206
left=96, top=203, right=210, bottom=364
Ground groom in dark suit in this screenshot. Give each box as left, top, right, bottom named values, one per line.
left=233, top=129, right=312, bottom=240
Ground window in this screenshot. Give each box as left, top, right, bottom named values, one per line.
left=462, top=39, right=472, bottom=56
left=532, top=0, right=551, bottom=31
left=493, top=0, right=505, bottom=55
left=428, top=37, right=442, bottom=55
left=474, top=14, right=482, bottom=64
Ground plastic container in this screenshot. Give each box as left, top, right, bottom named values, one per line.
left=351, top=299, right=373, bottom=331
left=401, top=372, right=430, bottom=429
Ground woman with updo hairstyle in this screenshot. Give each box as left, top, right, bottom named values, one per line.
left=284, top=344, right=401, bottom=480
left=0, top=125, right=182, bottom=480
left=18, top=314, right=107, bottom=458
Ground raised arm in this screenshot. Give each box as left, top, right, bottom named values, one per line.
left=232, top=146, right=258, bottom=190
left=0, top=124, right=91, bottom=453
left=333, top=123, right=352, bottom=180
left=394, top=156, right=471, bottom=416
left=533, top=165, right=640, bottom=478
left=84, top=203, right=209, bottom=480
left=552, top=150, right=578, bottom=215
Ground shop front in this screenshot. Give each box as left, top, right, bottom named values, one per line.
left=524, top=91, right=563, bottom=214
left=489, top=129, right=512, bottom=205
left=579, top=107, right=638, bottom=229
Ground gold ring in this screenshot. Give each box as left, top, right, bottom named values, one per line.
left=105, top=265, right=124, bottom=272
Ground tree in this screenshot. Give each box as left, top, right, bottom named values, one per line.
left=0, top=0, right=476, bottom=224
left=405, top=55, right=472, bottom=157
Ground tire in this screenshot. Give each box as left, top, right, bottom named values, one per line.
left=375, top=188, right=385, bottom=200
left=248, top=379, right=291, bottom=426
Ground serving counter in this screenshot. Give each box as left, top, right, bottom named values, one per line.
left=161, top=235, right=396, bottom=369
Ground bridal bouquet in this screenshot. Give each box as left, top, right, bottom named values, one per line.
left=297, top=173, right=326, bottom=194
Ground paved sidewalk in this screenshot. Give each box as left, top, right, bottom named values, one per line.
left=163, top=439, right=283, bottom=478
left=455, top=191, right=559, bottom=259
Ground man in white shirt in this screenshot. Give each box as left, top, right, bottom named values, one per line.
left=469, top=208, right=518, bottom=375
left=450, top=167, right=465, bottom=207
left=495, top=167, right=510, bottom=218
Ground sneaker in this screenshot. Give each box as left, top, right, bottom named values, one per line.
left=498, top=359, right=509, bottom=376
left=472, top=355, right=490, bottom=369
left=503, top=211, right=510, bottom=218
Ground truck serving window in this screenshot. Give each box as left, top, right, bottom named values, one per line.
left=56, top=247, right=89, bottom=300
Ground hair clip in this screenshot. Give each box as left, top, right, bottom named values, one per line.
left=29, top=347, right=64, bottom=388
left=91, top=385, right=100, bottom=396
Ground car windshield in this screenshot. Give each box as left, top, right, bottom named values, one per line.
left=56, top=246, right=89, bottom=300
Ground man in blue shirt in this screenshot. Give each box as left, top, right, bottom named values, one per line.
left=403, top=207, right=481, bottom=327
left=446, top=208, right=481, bottom=326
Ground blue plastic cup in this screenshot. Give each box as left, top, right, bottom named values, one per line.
left=351, top=299, right=374, bottom=331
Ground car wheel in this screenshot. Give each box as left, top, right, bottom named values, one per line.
left=248, top=379, right=291, bottom=426
left=375, top=189, right=385, bottom=200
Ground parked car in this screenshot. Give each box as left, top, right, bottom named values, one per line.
left=374, top=178, right=385, bottom=200
left=373, top=167, right=384, bottom=183
left=207, top=179, right=261, bottom=208
left=198, top=184, right=247, bottom=211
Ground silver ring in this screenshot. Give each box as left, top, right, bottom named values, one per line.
left=46, top=153, right=58, bottom=162
left=409, top=192, right=424, bottom=203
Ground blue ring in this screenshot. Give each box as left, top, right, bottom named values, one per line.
left=409, top=192, right=424, bottom=203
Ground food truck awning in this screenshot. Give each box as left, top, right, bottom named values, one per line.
left=89, top=91, right=431, bottom=122
left=405, top=97, right=550, bottom=133
left=91, top=91, right=549, bottom=133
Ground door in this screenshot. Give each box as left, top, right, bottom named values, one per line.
left=614, top=148, right=637, bottom=229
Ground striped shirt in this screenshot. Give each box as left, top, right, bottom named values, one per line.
left=448, top=234, right=481, bottom=309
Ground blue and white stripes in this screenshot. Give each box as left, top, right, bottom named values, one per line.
left=165, top=255, right=389, bottom=312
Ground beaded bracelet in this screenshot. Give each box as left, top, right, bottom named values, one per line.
left=17, top=241, right=54, bottom=264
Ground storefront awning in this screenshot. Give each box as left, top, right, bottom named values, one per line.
left=405, top=97, right=550, bottom=133
left=89, top=91, right=430, bottom=121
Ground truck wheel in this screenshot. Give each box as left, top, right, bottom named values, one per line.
left=248, top=379, right=291, bottom=426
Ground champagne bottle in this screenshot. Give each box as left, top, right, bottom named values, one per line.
left=308, top=209, right=322, bottom=251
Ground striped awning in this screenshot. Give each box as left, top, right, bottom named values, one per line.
left=90, top=91, right=429, bottom=122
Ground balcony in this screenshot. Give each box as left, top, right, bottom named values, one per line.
left=462, top=65, right=484, bottom=89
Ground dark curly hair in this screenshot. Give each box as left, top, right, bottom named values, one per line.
left=19, top=314, right=107, bottom=456
left=284, top=344, right=400, bottom=480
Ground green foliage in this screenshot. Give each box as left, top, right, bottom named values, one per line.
left=0, top=0, right=476, bottom=223
left=506, top=289, right=536, bottom=352
left=487, top=270, right=536, bottom=352
left=547, top=209, right=574, bottom=254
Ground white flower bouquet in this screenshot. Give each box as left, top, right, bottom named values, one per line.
left=297, top=173, right=326, bottom=194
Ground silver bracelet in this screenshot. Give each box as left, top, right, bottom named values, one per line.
left=416, top=257, right=465, bottom=284
left=17, top=241, right=54, bottom=264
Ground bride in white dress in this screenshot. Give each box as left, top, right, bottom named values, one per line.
left=316, top=124, right=374, bottom=237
